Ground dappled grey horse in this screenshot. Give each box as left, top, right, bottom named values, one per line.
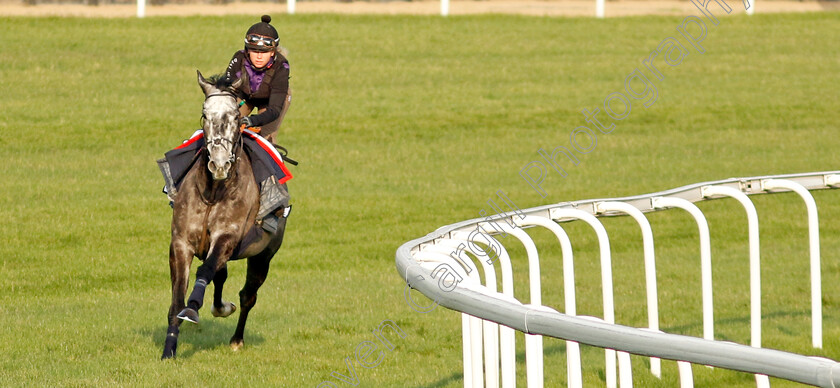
left=161, top=71, right=289, bottom=359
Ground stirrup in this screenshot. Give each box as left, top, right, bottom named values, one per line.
left=259, top=205, right=292, bottom=234
left=261, top=213, right=280, bottom=234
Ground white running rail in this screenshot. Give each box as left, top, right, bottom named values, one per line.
left=396, top=171, right=840, bottom=387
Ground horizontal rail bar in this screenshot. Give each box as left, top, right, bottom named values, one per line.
left=417, top=171, right=840, bottom=245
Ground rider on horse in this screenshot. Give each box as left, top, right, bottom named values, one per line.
left=158, top=15, right=293, bottom=234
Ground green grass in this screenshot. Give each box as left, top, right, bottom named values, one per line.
left=1, top=10, right=839, bottom=387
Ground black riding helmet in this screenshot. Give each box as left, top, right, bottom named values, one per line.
left=244, top=15, right=279, bottom=52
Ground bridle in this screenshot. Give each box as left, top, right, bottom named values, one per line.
left=202, top=91, right=243, bottom=165
left=206, top=91, right=239, bottom=102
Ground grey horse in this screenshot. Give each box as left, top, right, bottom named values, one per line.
left=161, top=71, right=289, bottom=359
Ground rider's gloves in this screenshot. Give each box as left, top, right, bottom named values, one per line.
left=240, top=116, right=253, bottom=127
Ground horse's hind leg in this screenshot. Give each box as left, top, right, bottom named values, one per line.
left=211, top=264, right=237, bottom=318
left=230, top=253, right=273, bottom=351
left=162, top=242, right=193, bottom=360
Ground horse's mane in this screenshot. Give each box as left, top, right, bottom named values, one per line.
left=206, top=74, right=235, bottom=90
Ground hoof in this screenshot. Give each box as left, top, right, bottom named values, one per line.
left=162, top=336, right=178, bottom=360
left=177, top=308, right=199, bottom=324
left=230, top=339, right=243, bottom=352
left=211, top=302, right=237, bottom=318
left=161, top=348, right=176, bottom=360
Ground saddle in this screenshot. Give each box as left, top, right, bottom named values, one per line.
left=157, top=129, right=293, bottom=233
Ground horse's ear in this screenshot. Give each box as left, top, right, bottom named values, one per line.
left=197, top=70, right=213, bottom=96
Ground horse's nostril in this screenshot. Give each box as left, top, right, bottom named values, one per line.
left=208, top=161, right=217, bottom=172
left=224, top=161, right=232, bottom=171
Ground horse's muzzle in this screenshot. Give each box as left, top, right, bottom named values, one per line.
left=208, top=159, right=232, bottom=180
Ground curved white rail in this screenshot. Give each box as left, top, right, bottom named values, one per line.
left=426, top=242, right=501, bottom=387
left=397, top=171, right=840, bottom=388
left=702, top=185, right=762, bottom=348
left=546, top=208, right=626, bottom=388
left=652, top=196, right=714, bottom=342
left=595, top=201, right=661, bottom=378
left=701, top=185, right=770, bottom=388
left=762, top=178, right=822, bottom=349
left=515, top=216, right=583, bottom=388
left=414, top=251, right=483, bottom=387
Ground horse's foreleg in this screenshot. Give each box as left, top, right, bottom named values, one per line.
left=178, top=235, right=236, bottom=324
left=163, top=242, right=193, bottom=360
left=211, top=265, right=237, bottom=318
left=230, top=254, right=272, bottom=351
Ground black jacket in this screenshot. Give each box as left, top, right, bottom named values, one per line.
left=224, top=50, right=290, bottom=127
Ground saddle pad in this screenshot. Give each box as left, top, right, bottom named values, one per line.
left=163, top=130, right=292, bottom=192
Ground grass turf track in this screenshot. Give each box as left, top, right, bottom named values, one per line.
left=0, top=11, right=839, bottom=387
